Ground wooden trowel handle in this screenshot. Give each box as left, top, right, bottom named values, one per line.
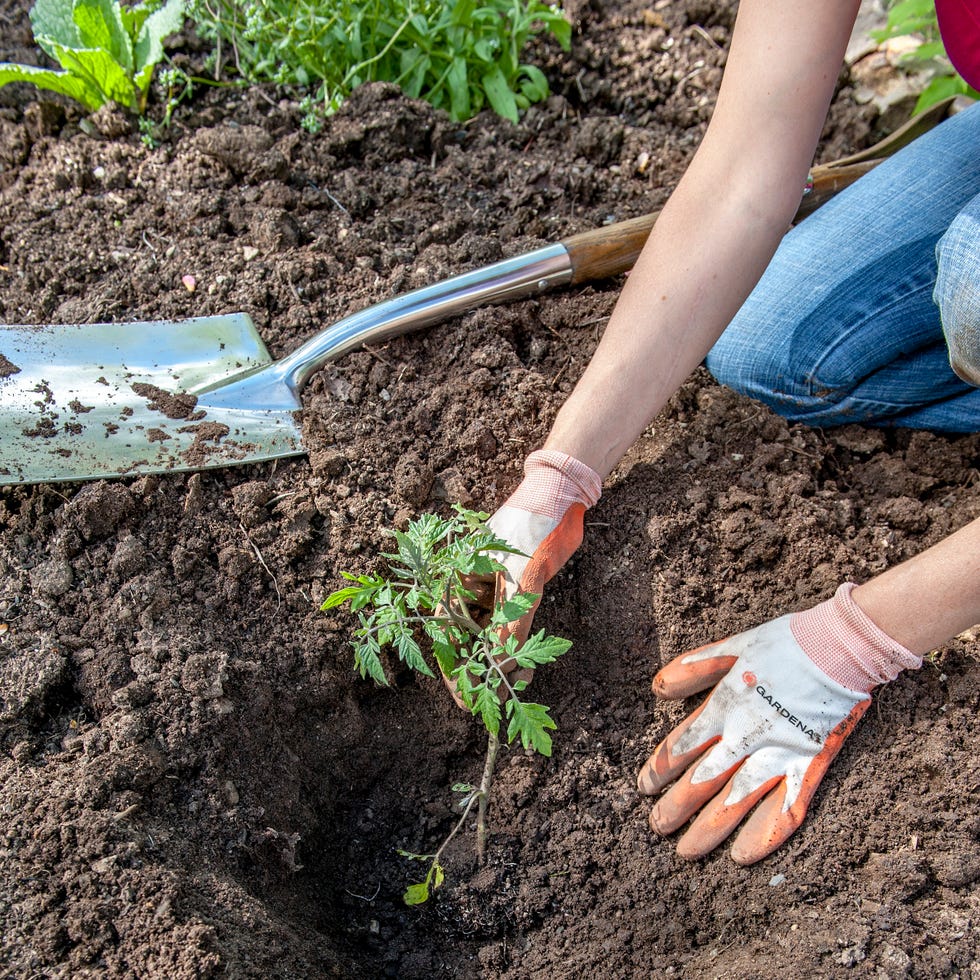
left=559, top=160, right=880, bottom=283
left=562, top=213, right=660, bottom=285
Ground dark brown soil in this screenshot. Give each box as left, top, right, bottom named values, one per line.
left=2, top=1, right=979, bottom=977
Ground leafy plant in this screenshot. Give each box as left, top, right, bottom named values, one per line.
left=322, top=506, right=572, bottom=903
left=187, top=0, right=571, bottom=126
left=872, top=0, right=979, bottom=112
left=0, top=0, right=184, bottom=115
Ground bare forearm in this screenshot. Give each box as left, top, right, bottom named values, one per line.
left=853, top=516, right=980, bottom=654
left=543, top=0, right=859, bottom=479
left=545, top=176, right=794, bottom=478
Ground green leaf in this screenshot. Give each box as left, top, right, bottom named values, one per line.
left=910, top=40, right=948, bottom=61
left=466, top=553, right=500, bottom=577
left=913, top=74, right=970, bottom=113
left=512, top=630, right=572, bottom=669
left=544, top=12, right=571, bottom=50
left=474, top=683, right=502, bottom=736
left=453, top=666, right=478, bottom=711
left=0, top=61, right=103, bottom=109
left=321, top=586, right=362, bottom=609
left=30, top=0, right=83, bottom=52
left=453, top=504, right=491, bottom=528
left=506, top=699, right=557, bottom=756
left=431, top=637, right=458, bottom=678
left=353, top=639, right=388, bottom=686
left=519, top=63, right=549, bottom=102
left=403, top=881, right=429, bottom=905
left=42, top=39, right=137, bottom=109
left=349, top=587, right=377, bottom=612
left=73, top=0, right=132, bottom=72
left=134, top=0, right=185, bottom=89
left=498, top=594, right=536, bottom=623
left=396, top=631, right=433, bottom=677
left=482, top=65, right=519, bottom=123
left=118, top=0, right=152, bottom=41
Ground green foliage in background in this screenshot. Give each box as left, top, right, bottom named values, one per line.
left=0, top=0, right=185, bottom=114
left=187, top=0, right=571, bottom=128
left=873, top=0, right=979, bottom=111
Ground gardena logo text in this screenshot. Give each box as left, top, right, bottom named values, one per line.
left=753, top=684, right=822, bottom=744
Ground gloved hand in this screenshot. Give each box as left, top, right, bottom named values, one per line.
left=445, top=449, right=602, bottom=703
left=637, top=583, right=922, bottom=864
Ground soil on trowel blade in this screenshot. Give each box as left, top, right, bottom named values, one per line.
left=1, top=0, right=978, bottom=976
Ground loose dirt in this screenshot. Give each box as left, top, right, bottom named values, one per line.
left=1, top=0, right=978, bottom=977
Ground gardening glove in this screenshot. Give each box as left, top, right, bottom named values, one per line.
left=637, top=583, right=922, bottom=865
left=445, top=449, right=602, bottom=705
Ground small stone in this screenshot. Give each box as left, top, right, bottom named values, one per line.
left=29, top=558, right=74, bottom=599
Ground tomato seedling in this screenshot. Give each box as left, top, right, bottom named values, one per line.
left=323, top=505, right=571, bottom=903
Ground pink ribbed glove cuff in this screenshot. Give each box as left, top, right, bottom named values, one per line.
left=790, top=582, right=922, bottom=694
left=504, top=450, right=602, bottom=521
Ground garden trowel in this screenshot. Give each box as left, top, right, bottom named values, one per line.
left=0, top=99, right=957, bottom=486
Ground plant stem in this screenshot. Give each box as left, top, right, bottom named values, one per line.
left=476, top=729, right=500, bottom=864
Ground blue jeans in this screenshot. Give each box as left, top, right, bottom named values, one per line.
left=706, top=101, right=980, bottom=433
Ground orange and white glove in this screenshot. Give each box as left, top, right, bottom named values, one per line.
left=448, top=450, right=602, bottom=702
left=484, top=449, right=602, bottom=646
left=637, top=583, right=922, bottom=864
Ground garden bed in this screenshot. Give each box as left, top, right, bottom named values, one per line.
left=1, top=0, right=979, bottom=976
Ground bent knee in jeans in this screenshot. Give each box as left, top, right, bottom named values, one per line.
left=935, top=203, right=980, bottom=387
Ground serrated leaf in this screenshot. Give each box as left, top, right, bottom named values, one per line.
left=453, top=504, right=491, bottom=527
left=474, top=684, right=501, bottom=736
left=512, top=630, right=572, bottom=669
left=454, top=667, right=478, bottom=711
left=396, top=631, right=433, bottom=677
left=506, top=699, right=557, bottom=756
left=498, top=594, right=536, bottom=622
left=354, top=643, right=388, bottom=686
left=349, top=587, right=376, bottom=612
left=321, top=586, right=361, bottom=610
left=431, top=638, right=458, bottom=678
left=466, top=553, right=499, bottom=577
